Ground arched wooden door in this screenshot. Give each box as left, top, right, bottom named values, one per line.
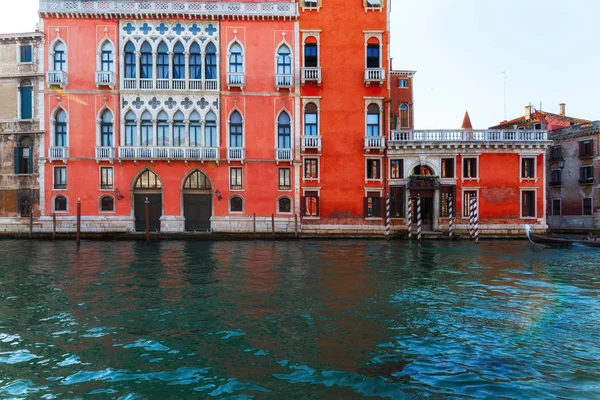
left=183, top=170, right=212, bottom=232
left=133, top=170, right=162, bottom=232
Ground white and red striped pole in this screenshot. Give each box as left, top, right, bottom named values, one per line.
left=385, top=194, right=391, bottom=240
left=417, top=196, right=422, bottom=242
left=469, top=197, right=476, bottom=239
left=474, top=198, right=479, bottom=244
left=448, top=195, right=453, bottom=238
left=407, top=195, right=413, bottom=239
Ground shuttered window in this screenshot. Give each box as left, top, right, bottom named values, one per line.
left=19, top=86, right=33, bottom=120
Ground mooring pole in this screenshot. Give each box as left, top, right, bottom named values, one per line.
left=417, top=195, right=422, bottom=242
left=145, top=197, right=150, bottom=244
left=469, top=197, right=476, bottom=240
left=474, top=198, right=480, bottom=244
left=253, top=213, right=256, bottom=239
left=294, top=213, right=298, bottom=239
left=52, top=212, right=56, bottom=241
left=448, top=194, right=454, bottom=238
left=76, top=198, right=81, bottom=246
left=271, top=213, right=275, bottom=239
left=407, top=192, right=412, bottom=239
left=385, top=194, right=391, bottom=240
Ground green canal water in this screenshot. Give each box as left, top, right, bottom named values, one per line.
left=0, top=240, right=599, bottom=399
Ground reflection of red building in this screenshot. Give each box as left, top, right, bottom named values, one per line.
left=37, top=0, right=392, bottom=234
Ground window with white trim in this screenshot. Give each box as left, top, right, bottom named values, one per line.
left=100, top=195, right=115, bottom=212
left=54, top=166, right=66, bottom=189
left=521, top=190, right=536, bottom=218
left=521, top=157, right=535, bottom=179
left=54, top=195, right=67, bottom=212
left=230, top=195, right=244, bottom=213
left=366, top=159, right=381, bottom=180
left=278, top=197, right=292, bottom=214
left=230, top=167, right=243, bottom=190
left=463, top=158, right=477, bottom=179
left=279, top=168, right=291, bottom=190
left=304, top=158, right=319, bottom=179
left=100, top=166, right=113, bottom=190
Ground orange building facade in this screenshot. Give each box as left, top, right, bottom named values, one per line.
left=37, top=0, right=394, bottom=234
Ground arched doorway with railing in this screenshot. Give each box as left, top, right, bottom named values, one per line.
left=133, top=169, right=163, bottom=232
left=181, top=169, right=213, bottom=232
left=408, top=164, right=439, bottom=232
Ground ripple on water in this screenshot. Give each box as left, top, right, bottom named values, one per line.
left=59, top=366, right=210, bottom=386
left=0, top=349, right=39, bottom=364
left=122, top=339, right=170, bottom=352
left=0, top=379, right=48, bottom=396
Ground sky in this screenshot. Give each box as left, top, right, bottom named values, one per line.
left=1, top=0, right=597, bottom=129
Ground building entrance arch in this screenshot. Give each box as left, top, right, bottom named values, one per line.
left=182, top=170, right=212, bottom=232
left=133, top=170, right=163, bottom=232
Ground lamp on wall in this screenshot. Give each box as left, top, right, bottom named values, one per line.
left=115, top=188, right=124, bottom=200
left=215, top=189, right=222, bottom=201
left=558, top=157, right=565, bottom=170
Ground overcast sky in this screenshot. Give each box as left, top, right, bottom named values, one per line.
left=1, top=0, right=597, bottom=129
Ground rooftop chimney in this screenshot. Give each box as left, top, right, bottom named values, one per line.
left=525, top=105, right=532, bottom=120
left=559, top=103, right=566, bottom=116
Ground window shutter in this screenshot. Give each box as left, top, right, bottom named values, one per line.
left=300, top=196, right=306, bottom=216
left=28, top=147, right=33, bottom=174
left=14, top=147, right=21, bottom=174
left=315, top=196, right=320, bottom=216
left=363, top=197, right=369, bottom=218
left=579, top=141, right=584, bottom=157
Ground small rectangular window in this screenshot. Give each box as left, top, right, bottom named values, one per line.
left=441, top=158, right=455, bottom=178
left=521, top=191, right=536, bottom=218
left=390, top=159, right=403, bottom=179
left=100, top=167, right=113, bottom=190
left=54, top=166, right=66, bottom=189
left=583, top=198, right=593, bottom=216
left=463, top=191, right=477, bottom=218
left=521, top=157, right=535, bottom=179
left=304, top=0, right=317, bottom=7
left=463, top=158, right=477, bottom=178
left=366, top=44, right=380, bottom=68
left=304, top=190, right=319, bottom=217
left=552, top=199, right=561, bottom=216
left=230, top=167, right=243, bottom=190
left=580, top=166, right=594, bottom=184
left=366, top=0, right=381, bottom=8
left=19, top=45, right=32, bottom=63
left=551, top=169, right=561, bottom=185
left=580, top=140, right=594, bottom=158
left=365, top=192, right=382, bottom=218
left=366, top=159, right=381, bottom=180
left=398, top=79, right=408, bottom=88
left=278, top=168, right=291, bottom=190
left=304, top=44, right=318, bottom=67
left=304, top=158, right=319, bottom=179
left=14, top=146, right=33, bottom=175
left=550, top=145, right=562, bottom=161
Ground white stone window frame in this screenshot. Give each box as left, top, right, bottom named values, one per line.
left=551, top=198, right=562, bottom=216
left=583, top=197, right=594, bottom=216
left=17, top=42, right=34, bottom=65
left=301, top=30, right=321, bottom=68
left=52, top=165, right=67, bottom=191
left=364, top=0, right=383, bottom=12
left=97, top=36, right=116, bottom=73
left=274, top=38, right=293, bottom=88
left=99, top=194, right=116, bottom=214
left=302, top=97, right=321, bottom=137
left=226, top=38, right=245, bottom=89
left=364, top=187, right=384, bottom=220
left=389, top=158, right=405, bottom=180
left=228, top=165, right=244, bottom=191
left=99, top=165, right=114, bottom=191
left=48, top=36, right=68, bottom=72
left=302, top=186, right=321, bottom=220
left=17, top=79, right=34, bottom=121
left=440, top=156, right=457, bottom=180
left=461, top=188, right=479, bottom=220
left=461, top=155, right=480, bottom=183
left=226, top=107, right=245, bottom=155
left=50, top=105, right=70, bottom=148
left=301, top=0, right=321, bottom=11
left=302, top=155, right=321, bottom=183
left=278, top=167, right=293, bottom=192
left=276, top=195, right=293, bottom=215
left=275, top=107, right=294, bottom=157
left=228, top=194, right=245, bottom=214
left=365, top=156, right=384, bottom=183
left=363, top=31, right=383, bottom=69
left=96, top=106, right=115, bottom=148
left=519, top=155, right=537, bottom=182
left=52, top=194, right=69, bottom=213
left=364, top=97, right=384, bottom=139
left=520, top=188, right=538, bottom=220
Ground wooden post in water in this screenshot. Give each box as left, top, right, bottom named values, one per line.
left=253, top=213, right=256, bottom=239
left=294, top=213, right=298, bottom=239
left=271, top=213, right=275, bottom=239
left=145, top=197, right=150, bottom=244
left=52, top=212, right=56, bottom=241
left=76, top=198, right=81, bottom=246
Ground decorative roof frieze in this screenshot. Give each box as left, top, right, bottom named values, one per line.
left=39, top=1, right=298, bottom=20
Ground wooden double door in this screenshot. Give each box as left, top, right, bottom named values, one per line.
left=183, top=193, right=212, bottom=232
left=134, top=194, right=162, bottom=232
left=411, top=197, right=434, bottom=231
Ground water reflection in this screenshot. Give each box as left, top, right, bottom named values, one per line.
left=0, top=240, right=599, bottom=399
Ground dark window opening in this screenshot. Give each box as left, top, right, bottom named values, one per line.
left=521, top=157, right=535, bottom=179
left=441, top=158, right=455, bottom=178
left=304, top=44, right=318, bottom=67
left=463, top=158, right=477, bottom=178
left=390, top=159, right=403, bottom=179
left=366, top=44, right=380, bottom=68
left=230, top=196, right=243, bottom=212
left=367, top=159, right=381, bottom=180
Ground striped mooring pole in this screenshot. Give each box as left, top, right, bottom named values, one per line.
left=407, top=196, right=413, bottom=239
left=417, top=196, right=422, bottom=242
left=385, top=194, right=391, bottom=240
left=448, top=195, right=454, bottom=238
left=469, top=197, right=476, bottom=239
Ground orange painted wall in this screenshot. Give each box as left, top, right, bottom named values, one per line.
left=300, top=0, right=389, bottom=223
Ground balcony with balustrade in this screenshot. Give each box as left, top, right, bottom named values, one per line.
left=364, top=135, right=386, bottom=151
left=301, top=136, right=322, bottom=153
left=275, top=74, right=293, bottom=90
left=121, top=78, right=220, bottom=91
left=364, top=68, right=385, bottom=87
left=301, top=67, right=322, bottom=87
left=48, top=146, right=69, bottom=161
left=227, top=147, right=245, bottom=163
left=95, top=71, right=115, bottom=89
left=46, top=71, right=67, bottom=89
left=275, top=148, right=293, bottom=163
left=227, top=72, right=244, bottom=89
left=388, top=129, right=551, bottom=150
left=118, top=147, right=219, bottom=161
left=95, top=146, right=115, bottom=162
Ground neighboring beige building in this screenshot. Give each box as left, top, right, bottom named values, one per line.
left=547, top=121, right=600, bottom=229
left=0, top=32, right=44, bottom=220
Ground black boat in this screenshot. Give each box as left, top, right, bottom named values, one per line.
left=525, top=225, right=600, bottom=248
